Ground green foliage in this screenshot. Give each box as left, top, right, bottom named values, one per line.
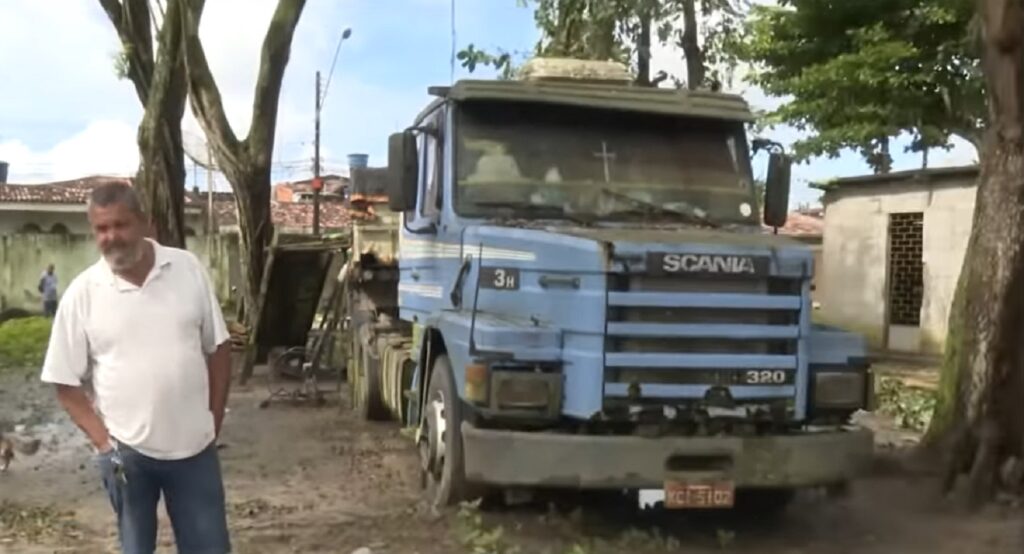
left=877, top=377, right=937, bottom=432
left=456, top=44, right=525, bottom=80
left=733, top=0, right=983, bottom=172
left=455, top=500, right=521, bottom=554
left=456, top=0, right=746, bottom=89
left=112, top=46, right=132, bottom=80
left=0, top=317, right=51, bottom=372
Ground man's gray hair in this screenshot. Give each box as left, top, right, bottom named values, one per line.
left=87, top=182, right=145, bottom=216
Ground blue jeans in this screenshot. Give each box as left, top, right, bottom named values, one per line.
left=96, top=442, right=231, bottom=554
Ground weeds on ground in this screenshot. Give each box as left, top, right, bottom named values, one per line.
left=455, top=499, right=521, bottom=554
left=876, top=376, right=936, bottom=432
left=0, top=317, right=51, bottom=373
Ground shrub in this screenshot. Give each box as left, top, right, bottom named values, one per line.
left=0, top=317, right=52, bottom=372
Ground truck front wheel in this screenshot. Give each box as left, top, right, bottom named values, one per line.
left=420, top=355, right=476, bottom=508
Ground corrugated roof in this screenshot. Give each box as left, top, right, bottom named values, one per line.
left=763, top=211, right=824, bottom=238
left=213, top=198, right=366, bottom=230
left=0, top=176, right=132, bottom=204
left=0, top=175, right=205, bottom=206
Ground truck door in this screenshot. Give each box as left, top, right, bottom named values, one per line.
left=398, top=108, right=449, bottom=319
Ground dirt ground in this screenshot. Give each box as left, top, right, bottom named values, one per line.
left=0, top=363, right=1021, bottom=554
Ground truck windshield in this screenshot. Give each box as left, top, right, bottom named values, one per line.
left=454, top=100, right=759, bottom=225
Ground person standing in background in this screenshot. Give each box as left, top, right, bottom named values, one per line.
left=38, top=264, right=58, bottom=317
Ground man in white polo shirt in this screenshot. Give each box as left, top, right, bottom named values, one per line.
left=41, top=183, right=233, bottom=554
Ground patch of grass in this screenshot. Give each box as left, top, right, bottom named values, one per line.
left=0, top=317, right=51, bottom=372
left=876, top=376, right=937, bottom=432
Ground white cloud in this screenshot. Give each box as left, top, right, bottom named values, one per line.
left=931, top=136, right=979, bottom=167
left=0, top=121, right=138, bottom=183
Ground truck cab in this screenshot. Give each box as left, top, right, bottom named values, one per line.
left=346, top=58, right=873, bottom=511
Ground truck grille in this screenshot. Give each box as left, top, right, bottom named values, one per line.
left=603, top=271, right=804, bottom=404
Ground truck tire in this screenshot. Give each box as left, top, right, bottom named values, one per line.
left=349, top=330, right=388, bottom=421
left=420, top=355, right=477, bottom=508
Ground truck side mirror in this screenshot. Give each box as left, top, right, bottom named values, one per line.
left=763, top=152, right=792, bottom=228
left=388, top=131, right=418, bottom=212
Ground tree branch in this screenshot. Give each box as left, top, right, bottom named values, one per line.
left=143, top=0, right=187, bottom=131
left=98, top=0, right=155, bottom=104
left=97, top=0, right=124, bottom=27
left=247, top=0, right=308, bottom=166
left=679, top=0, right=705, bottom=90
left=180, top=0, right=243, bottom=167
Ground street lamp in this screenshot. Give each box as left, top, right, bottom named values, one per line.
left=313, top=26, right=353, bottom=236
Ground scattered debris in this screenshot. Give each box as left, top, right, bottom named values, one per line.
left=0, top=432, right=41, bottom=472
left=230, top=498, right=299, bottom=519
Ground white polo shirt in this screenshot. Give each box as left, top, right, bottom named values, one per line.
left=41, top=239, right=230, bottom=460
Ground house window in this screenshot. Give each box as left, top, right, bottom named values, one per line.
left=18, top=223, right=42, bottom=234
left=50, top=223, right=69, bottom=234
left=888, top=212, right=924, bottom=326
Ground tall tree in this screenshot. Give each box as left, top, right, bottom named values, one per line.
left=180, top=0, right=307, bottom=380
left=99, top=0, right=191, bottom=247
left=929, top=0, right=1024, bottom=505
left=733, top=0, right=983, bottom=173
left=740, top=0, right=1024, bottom=504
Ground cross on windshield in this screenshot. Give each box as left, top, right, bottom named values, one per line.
left=593, top=141, right=617, bottom=183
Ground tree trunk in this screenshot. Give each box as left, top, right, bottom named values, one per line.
left=926, top=0, right=1024, bottom=505
left=181, top=0, right=307, bottom=383
left=636, top=1, right=652, bottom=86
left=229, top=169, right=273, bottom=382
left=99, top=0, right=189, bottom=248
left=680, top=0, right=704, bottom=90
left=135, top=122, right=187, bottom=246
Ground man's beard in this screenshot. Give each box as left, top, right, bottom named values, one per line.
left=103, top=241, right=143, bottom=272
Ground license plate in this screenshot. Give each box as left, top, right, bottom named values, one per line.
left=664, top=480, right=735, bottom=509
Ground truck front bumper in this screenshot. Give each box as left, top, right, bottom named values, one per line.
left=461, top=422, right=873, bottom=489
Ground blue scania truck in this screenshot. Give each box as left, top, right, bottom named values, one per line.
left=343, top=58, right=873, bottom=511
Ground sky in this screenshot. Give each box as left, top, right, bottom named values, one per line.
left=0, top=0, right=979, bottom=208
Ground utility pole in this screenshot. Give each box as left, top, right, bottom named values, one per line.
left=312, top=27, right=351, bottom=236
left=313, top=70, right=322, bottom=236
left=206, top=143, right=215, bottom=254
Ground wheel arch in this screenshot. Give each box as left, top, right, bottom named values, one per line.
left=414, top=326, right=449, bottom=425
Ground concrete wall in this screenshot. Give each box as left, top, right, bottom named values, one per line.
left=819, top=176, right=976, bottom=354
left=0, top=233, right=241, bottom=313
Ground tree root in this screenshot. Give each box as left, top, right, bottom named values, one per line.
left=966, top=419, right=1000, bottom=508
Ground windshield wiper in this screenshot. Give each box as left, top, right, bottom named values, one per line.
left=472, top=200, right=594, bottom=226
left=599, top=188, right=719, bottom=228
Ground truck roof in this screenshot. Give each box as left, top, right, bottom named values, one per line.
left=421, top=79, right=755, bottom=123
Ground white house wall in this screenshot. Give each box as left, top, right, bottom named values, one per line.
left=0, top=209, right=208, bottom=236
left=819, top=180, right=976, bottom=354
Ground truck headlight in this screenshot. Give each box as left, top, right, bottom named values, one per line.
left=813, top=371, right=867, bottom=409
